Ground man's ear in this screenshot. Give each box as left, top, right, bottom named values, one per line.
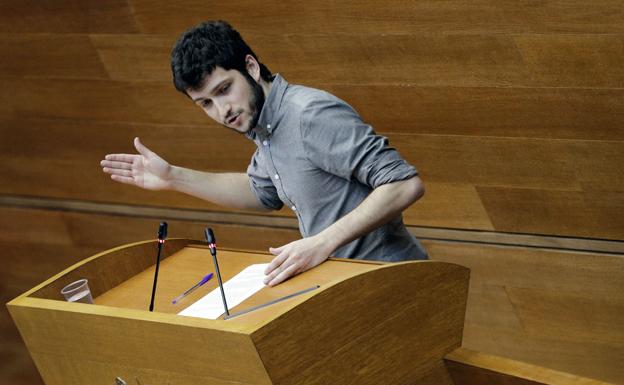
left=245, top=54, right=261, bottom=82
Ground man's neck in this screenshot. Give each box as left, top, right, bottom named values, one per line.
left=260, top=79, right=273, bottom=100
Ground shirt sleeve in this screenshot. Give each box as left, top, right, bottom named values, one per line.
left=300, top=95, right=418, bottom=188
left=246, top=149, right=284, bottom=210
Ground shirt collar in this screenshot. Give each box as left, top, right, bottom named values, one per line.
left=246, top=74, right=288, bottom=141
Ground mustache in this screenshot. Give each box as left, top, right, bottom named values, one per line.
left=224, top=111, right=241, bottom=125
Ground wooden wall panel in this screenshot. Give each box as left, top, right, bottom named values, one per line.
left=515, top=34, right=624, bottom=88
left=0, top=155, right=234, bottom=212
left=5, top=77, right=624, bottom=142
left=0, top=118, right=256, bottom=214
left=266, top=34, right=624, bottom=88
left=130, top=0, right=624, bottom=35
left=6, top=119, right=623, bottom=195
left=571, top=141, right=624, bottom=190
left=2, top=116, right=622, bottom=238
left=2, top=32, right=622, bottom=138
left=0, top=85, right=14, bottom=117
left=405, top=136, right=613, bottom=201
left=1, top=78, right=201, bottom=124
left=406, top=183, right=494, bottom=230
left=427, top=241, right=624, bottom=383
left=477, top=188, right=624, bottom=240
left=0, top=118, right=253, bottom=171
left=260, top=34, right=526, bottom=87
left=329, top=86, right=624, bottom=140
left=396, top=136, right=581, bottom=189
left=67, top=33, right=624, bottom=88
left=4, top=32, right=623, bottom=90
left=0, top=0, right=138, bottom=33
left=0, top=35, right=108, bottom=79
left=89, top=34, right=173, bottom=82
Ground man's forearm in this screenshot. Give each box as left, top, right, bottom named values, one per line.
left=262, top=176, right=424, bottom=286
left=317, top=176, right=424, bottom=253
left=168, top=166, right=270, bottom=211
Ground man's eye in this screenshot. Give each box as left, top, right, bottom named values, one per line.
left=202, top=99, right=212, bottom=107
left=219, top=84, right=230, bottom=94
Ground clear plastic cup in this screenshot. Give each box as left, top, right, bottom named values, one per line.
left=60, top=279, right=94, bottom=304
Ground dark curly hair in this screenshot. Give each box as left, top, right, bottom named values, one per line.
left=171, top=20, right=272, bottom=94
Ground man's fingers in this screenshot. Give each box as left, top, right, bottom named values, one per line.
left=101, top=159, right=134, bottom=177
left=267, top=263, right=299, bottom=287
left=104, top=154, right=138, bottom=163
left=110, top=174, right=137, bottom=185
left=264, top=252, right=295, bottom=283
left=103, top=168, right=133, bottom=177
left=265, top=250, right=289, bottom=275
left=134, top=137, right=154, bottom=157
left=100, top=160, right=133, bottom=170
left=269, top=246, right=284, bottom=256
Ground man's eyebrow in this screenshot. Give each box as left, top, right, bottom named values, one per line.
left=192, top=79, right=229, bottom=103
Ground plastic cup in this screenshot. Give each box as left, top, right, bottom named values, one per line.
left=60, top=279, right=94, bottom=304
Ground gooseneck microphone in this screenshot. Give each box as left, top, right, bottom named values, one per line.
left=205, top=227, right=229, bottom=316
left=149, top=222, right=168, bottom=312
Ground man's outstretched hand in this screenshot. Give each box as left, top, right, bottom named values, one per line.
left=264, top=235, right=335, bottom=286
left=100, top=137, right=172, bottom=191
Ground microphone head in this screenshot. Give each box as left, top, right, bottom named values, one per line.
left=204, top=227, right=216, bottom=245
left=158, top=222, right=168, bottom=240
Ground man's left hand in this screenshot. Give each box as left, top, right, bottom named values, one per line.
left=264, top=235, right=334, bottom=286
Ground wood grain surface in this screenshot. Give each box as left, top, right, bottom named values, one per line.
left=429, top=242, right=624, bottom=383
left=0, top=0, right=138, bottom=33
left=445, top=348, right=612, bottom=385
left=2, top=116, right=622, bottom=238
left=9, top=242, right=467, bottom=385
left=128, top=0, right=624, bottom=35
left=2, top=1, right=623, bottom=384
left=8, top=298, right=273, bottom=385
left=3, top=207, right=622, bottom=383
left=251, top=261, right=469, bottom=385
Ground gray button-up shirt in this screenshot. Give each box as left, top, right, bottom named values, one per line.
left=246, top=75, right=428, bottom=261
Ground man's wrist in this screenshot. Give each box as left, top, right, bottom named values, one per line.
left=315, top=229, right=341, bottom=257
left=165, top=165, right=183, bottom=191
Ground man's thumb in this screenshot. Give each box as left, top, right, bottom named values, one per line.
left=134, top=137, right=153, bottom=157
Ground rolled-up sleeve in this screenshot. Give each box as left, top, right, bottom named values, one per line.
left=300, top=96, right=418, bottom=188
left=246, top=149, right=284, bottom=210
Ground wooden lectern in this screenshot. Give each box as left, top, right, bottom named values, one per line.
left=7, top=239, right=470, bottom=385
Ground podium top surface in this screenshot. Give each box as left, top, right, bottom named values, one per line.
left=95, top=242, right=381, bottom=328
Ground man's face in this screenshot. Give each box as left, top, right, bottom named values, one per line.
left=187, top=67, right=264, bottom=134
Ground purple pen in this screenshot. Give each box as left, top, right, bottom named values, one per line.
left=172, top=272, right=214, bottom=304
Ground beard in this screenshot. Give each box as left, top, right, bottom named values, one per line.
left=242, top=71, right=266, bottom=131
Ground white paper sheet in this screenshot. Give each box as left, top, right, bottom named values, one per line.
left=177, top=263, right=268, bottom=319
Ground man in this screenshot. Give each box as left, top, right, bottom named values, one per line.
left=100, top=21, right=428, bottom=287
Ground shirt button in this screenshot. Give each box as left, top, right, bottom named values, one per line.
left=262, top=140, right=268, bottom=146
left=274, top=174, right=280, bottom=180
left=267, top=124, right=271, bottom=129
left=291, top=205, right=297, bottom=211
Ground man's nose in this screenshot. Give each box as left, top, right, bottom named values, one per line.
left=216, top=101, right=232, bottom=122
